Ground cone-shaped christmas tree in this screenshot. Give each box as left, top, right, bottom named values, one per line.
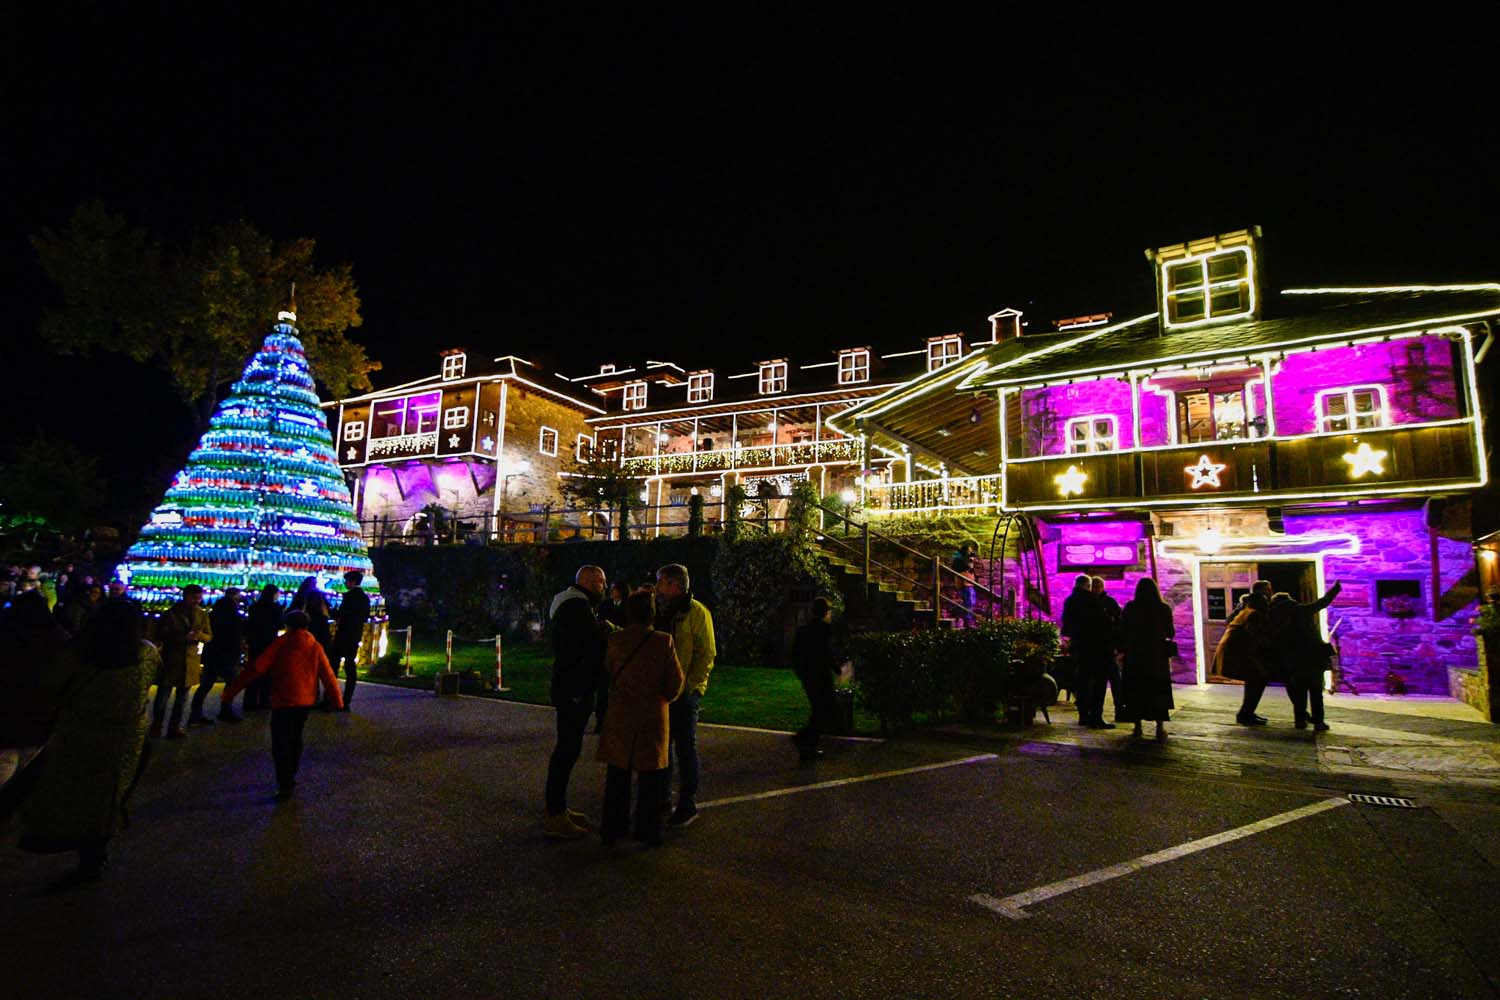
left=122, top=311, right=379, bottom=610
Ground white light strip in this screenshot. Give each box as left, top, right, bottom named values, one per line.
left=1005, top=477, right=1486, bottom=513
left=588, top=385, right=894, bottom=426
left=1282, top=283, right=1500, bottom=295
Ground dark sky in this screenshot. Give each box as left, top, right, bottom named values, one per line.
left=5, top=13, right=1499, bottom=521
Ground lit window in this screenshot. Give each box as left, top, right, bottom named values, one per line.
left=688, top=372, right=714, bottom=403
left=1065, top=415, right=1118, bottom=454
left=759, top=361, right=788, bottom=395
left=1162, top=248, right=1252, bottom=326
left=623, top=381, right=648, bottom=410
left=575, top=434, right=594, bottom=463
left=441, top=353, right=467, bottom=380
left=838, top=349, right=870, bottom=384
left=597, top=437, right=619, bottom=463
left=442, top=407, right=469, bottom=430
left=927, top=336, right=963, bottom=371
left=1318, top=386, right=1386, bottom=432
left=539, top=427, right=558, bottom=456
left=600, top=363, right=616, bottom=374
left=343, top=421, right=365, bottom=441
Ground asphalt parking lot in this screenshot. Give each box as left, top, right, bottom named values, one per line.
left=3, top=683, right=1498, bottom=999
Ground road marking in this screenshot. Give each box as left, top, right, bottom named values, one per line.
left=970, top=796, right=1351, bottom=920
left=697, top=721, right=883, bottom=742
left=699, top=754, right=997, bottom=809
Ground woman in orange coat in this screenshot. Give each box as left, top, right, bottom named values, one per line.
left=597, top=590, right=684, bottom=847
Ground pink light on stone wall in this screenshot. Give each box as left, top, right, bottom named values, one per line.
left=1271, top=336, right=1459, bottom=435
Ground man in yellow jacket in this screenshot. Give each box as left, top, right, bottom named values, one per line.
left=654, top=563, right=716, bottom=828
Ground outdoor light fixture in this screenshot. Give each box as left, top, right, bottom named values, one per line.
left=1343, top=442, right=1388, bottom=477
left=840, top=489, right=856, bottom=503
left=1197, top=528, right=1224, bottom=555
left=710, top=484, right=722, bottom=498
left=1054, top=465, right=1088, bottom=498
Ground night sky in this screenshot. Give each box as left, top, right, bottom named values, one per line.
left=5, top=13, right=1499, bottom=523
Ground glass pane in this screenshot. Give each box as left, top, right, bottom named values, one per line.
left=1207, top=253, right=1246, bottom=281
left=1170, top=291, right=1205, bottom=321
left=1071, top=422, right=1088, bottom=441
left=1167, top=261, right=1202, bottom=291
left=1325, top=395, right=1349, bottom=416
left=1354, top=413, right=1380, bottom=429
left=1213, top=391, right=1246, bottom=440
left=1094, top=419, right=1113, bottom=437
left=1209, top=287, right=1245, bottom=315
left=1353, top=390, right=1378, bottom=413
left=1180, top=392, right=1212, bottom=442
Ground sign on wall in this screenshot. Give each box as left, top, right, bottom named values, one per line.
left=1058, top=541, right=1142, bottom=568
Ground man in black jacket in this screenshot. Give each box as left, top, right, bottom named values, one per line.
left=543, top=564, right=609, bottom=839
left=791, top=597, right=841, bottom=762
left=332, top=570, right=372, bottom=711
left=190, top=588, right=246, bottom=724
left=1061, top=574, right=1113, bottom=728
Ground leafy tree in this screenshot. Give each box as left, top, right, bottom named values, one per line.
left=0, top=433, right=104, bottom=535
left=555, top=452, right=644, bottom=540
left=31, top=202, right=380, bottom=427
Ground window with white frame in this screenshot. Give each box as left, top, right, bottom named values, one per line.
left=1162, top=248, right=1252, bottom=325
left=1065, top=415, right=1118, bottom=454
left=538, top=426, right=558, bottom=456
left=927, top=336, right=963, bottom=371
left=838, top=349, right=870, bottom=384
left=687, top=371, right=714, bottom=403
left=759, top=361, right=788, bottom=395
left=442, top=407, right=469, bottom=430
left=1318, top=386, right=1386, bottom=432
left=343, top=421, right=365, bottom=441
left=441, top=353, right=467, bottom=380
left=575, top=434, right=594, bottom=462
left=623, top=381, right=648, bottom=410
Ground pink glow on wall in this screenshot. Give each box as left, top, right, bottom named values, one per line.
left=1018, top=379, right=1135, bottom=455
left=1138, top=387, right=1171, bottom=447
left=1269, top=336, right=1459, bottom=435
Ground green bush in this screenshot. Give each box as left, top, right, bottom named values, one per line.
left=367, top=650, right=406, bottom=679
left=849, top=617, right=1059, bottom=732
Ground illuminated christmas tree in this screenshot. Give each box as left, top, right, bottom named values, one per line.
left=121, top=308, right=379, bottom=609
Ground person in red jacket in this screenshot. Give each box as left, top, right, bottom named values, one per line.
left=221, top=611, right=342, bottom=800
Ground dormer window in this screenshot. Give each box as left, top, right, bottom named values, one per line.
left=759, top=361, right=788, bottom=395
left=441, top=353, right=467, bottom=380
left=688, top=371, right=714, bottom=403
left=927, top=335, right=963, bottom=371
left=838, top=349, right=870, bottom=385
left=600, top=363, right=616, bottom=374
left=1160, top=245, right=1255, bottom=327
left=623, top=381, right=648, bottom=411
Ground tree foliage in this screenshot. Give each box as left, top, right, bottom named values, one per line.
left=0, top=433, right=104, bottom=535
left=31, top=202, right=380, bottom=425
left=555, top=452, right=645, bottom=539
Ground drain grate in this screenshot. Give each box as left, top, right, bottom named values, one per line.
left=1348, top=793, right=1417, bottom=808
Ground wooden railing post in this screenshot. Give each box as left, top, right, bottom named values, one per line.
left=932, top=555, right=942, bottom=627
left=862, top=522, right=871, bottom=581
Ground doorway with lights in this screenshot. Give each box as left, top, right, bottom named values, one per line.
left=1201, top=558, right=1316, bottom=681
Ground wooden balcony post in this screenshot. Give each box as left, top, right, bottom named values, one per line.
left=932, top=555, right=942, bottom=627
left=863, top=521, right=871, bottom=581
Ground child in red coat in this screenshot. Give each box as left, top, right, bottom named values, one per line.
left=221, top=611, right=342, bottom=799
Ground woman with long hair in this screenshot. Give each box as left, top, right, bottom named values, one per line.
left=1119, top=576, right=1176, bottom=742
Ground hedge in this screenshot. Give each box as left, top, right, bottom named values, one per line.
left=850, top=617, right=1059, bottom=732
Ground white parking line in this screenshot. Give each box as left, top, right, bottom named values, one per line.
left=970, top=796, right=1351, bottom=920
left=699, top=754, right=998, bottom=809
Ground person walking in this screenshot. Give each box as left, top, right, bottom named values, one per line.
left=331, top=570, right=370, bottom=711
left=219, top=611, right=343, bottom=799
left=19, top=600, right=156, bottom=880
left=189, top=588, right=246, bottom=725
left=244, top=584, right=284, bottom=712
left=951, top=541, right=979, bottom=616
left=152, top=585, right=212, bottom=739
left=655, top=563, right=716, bottom=828
left=791, top=596, right=840, bottom=762
left=1270, top=581, right=1343, bottom=732
left=1061, top=574, right=1113, bottom=728
left=597, top=590, right=684, bottom=848
left=1214, top=592, right=1272, bottom=725
left=1120, top=577, right=1176, bottom=742
left=1091, top=576, right=1124, bottom=724
left=543, top=565, right=610, bottom=839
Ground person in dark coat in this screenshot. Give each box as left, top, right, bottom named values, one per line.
left=20, top=599, right=155, bottom=880
left=1214, top=592, right=1272, bottom=725
left=54, top=583, right=103, bottom=639
left=244, top=584, right=284, bottom=712
left=1, top=590, right=68, bottom=810
left=1120, top=577, right=1176, bottom=742
left=1269, top=581, right=1343, bottom=732
left=1090, top=576, right=1124, bottom=723
left=1061, top=574, right=1114, bottom=728
left=152, top=586, right=212, bottom=739
left=791, top=597, right=840, bottom=761
left=596, top=590, right=683, bottom=847
left=189, top=588, right=246, bottom=724
left=590, top=580, right=630, bottom=732
left=543, top=565, right=610, bottom=839
left=331, top=570, right=371, bottom=711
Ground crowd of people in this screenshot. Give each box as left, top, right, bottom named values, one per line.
left=0, top=569, right=371, bottom=880
left=1062, top=572, right=1344, bottom=739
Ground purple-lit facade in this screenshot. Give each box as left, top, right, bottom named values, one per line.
left=842, top=229, right=1498, bottom=705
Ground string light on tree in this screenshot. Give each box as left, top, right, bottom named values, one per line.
left=121, top=307, right=380, bottom=610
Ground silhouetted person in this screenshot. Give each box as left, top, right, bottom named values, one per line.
left=544, top=565, right=610, bottom=838
left=1215, top=592, right=1272, bottom=725
left=791, top=597, right=840, bottom=761
left=190, top=588, right=245, bottom=724
left=244, top=584, right=284, bottom=712
left=1061, top=574, right=1113, bottom=728
left=1270, top=581, right=1342, bottom=732
left=153, top=585, right=212, bottom=739
left=332, top=570, right=370, bottom=711
left=1120, top=577, right=1176, bottom=742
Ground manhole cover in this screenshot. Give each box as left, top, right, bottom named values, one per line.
left=1348, top=793, right=1417, bottom=808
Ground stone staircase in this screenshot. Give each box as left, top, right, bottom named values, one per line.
left=816, top=540, right=954, bottom=631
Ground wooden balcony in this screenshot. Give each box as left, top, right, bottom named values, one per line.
left=1003, top=422, right=1481, bottom=509
left=619, top=437, right=861, bottom=477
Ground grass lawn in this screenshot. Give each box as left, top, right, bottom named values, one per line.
left=363, top=634, right=879, bottom=735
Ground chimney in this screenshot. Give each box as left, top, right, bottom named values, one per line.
left=988, top=307, right=1023, bottom=342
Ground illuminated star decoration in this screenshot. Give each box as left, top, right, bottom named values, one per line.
left=1343, top=441, right=1388, bottom=478
left=448, top=434, right=461, bottom=448
left=1184, top=454, right=1227, bottom=489
left=1054, top=464, right=1088, bottom=498
left=346, top=447, right=358, bottom=461
left=481, top=436, right=495, bottom=451
left=297, top=479, right=319, bottom=497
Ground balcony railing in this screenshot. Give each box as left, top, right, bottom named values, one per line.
left=1003, top=421, right=1481, bottom=509
left=865, top=475, right=1003, bottom=514
left=619, top=437, right=861, bottom=477
left=366, top=431, right=439, bottom=460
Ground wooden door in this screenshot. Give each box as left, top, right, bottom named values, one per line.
left=1202, top=562, right=1256, bottom=680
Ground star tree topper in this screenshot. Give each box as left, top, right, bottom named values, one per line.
left=1184, top=454, right=1227, bottom=489
left=1343, top=441, right=1388, bottom=478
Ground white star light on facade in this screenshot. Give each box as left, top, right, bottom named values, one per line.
left=481, top=436, right=495, bottom=451
left=1054, top=464, right=1088, bottom=498
left=1184, top=454, right=1227, bottom=489
left=346, top=447, right=357, bottom=461
left=448, top=434, right=461, bottom=448
left=1343, top=442, right=1388, bottom=478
